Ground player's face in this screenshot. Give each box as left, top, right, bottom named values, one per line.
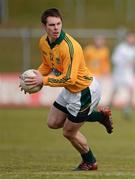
left=43, top=16, right=62, bottom=42
left=94, top=36, right=106, bottom=48
left=126, top=34, right=135, bottom=45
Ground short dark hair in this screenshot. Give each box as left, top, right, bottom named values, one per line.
left=41, top=8, right=62, bottom=25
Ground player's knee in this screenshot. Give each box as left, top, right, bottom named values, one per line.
left=47, top=118, right=63, bottom=129
left=47, top=121, right=58, bottom=129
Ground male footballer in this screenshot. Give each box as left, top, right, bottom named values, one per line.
left=21, top=8, right=113, bottom=170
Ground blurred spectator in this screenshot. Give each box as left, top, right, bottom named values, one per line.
left=83, top=35, right=111, bottom=78
left=112, top=31, right=135, bottom=119
left=83, top=35, right=112, bottom=107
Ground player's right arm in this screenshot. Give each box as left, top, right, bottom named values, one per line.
left=37, top=38, right=52, bottom=76
left=38, top=58, right=51, bottom=76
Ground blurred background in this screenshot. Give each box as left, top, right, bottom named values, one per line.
left=0, top=0, right=135, bottom=178
left=0, top=0, right=135, bottom=109
left=0, top=0, right=135, bottom=72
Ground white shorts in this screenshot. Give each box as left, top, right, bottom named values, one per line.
left=53, top=77, right=101, bottom=123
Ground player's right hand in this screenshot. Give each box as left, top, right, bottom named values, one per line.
left=19, top=76, right=27, bottom=94
left=19, top=84, right=27, bottom=94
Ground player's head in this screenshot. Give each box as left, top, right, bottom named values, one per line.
left=41, top=8, right=62, bottom=41
left=125, top=31, right=135, bottom=45
left=93, top=35, right=106, bottom=48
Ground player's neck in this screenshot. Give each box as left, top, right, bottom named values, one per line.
left=48, top=36, right=57, bottom=44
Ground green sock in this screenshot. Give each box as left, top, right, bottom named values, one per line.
left=86, top=110, right=104, bottom=122
left=81, top=149, right=96, bottom=164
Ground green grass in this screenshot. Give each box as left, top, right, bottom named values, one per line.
left=0, top=108, right=135, bottom=178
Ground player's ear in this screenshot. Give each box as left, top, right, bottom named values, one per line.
left=41, top=23, right=46, bottom=30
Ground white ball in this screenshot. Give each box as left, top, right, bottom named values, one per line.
left=20, top=69, right=42, bottom=93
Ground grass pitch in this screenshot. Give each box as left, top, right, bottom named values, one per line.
left=0, top=108, right=135, bottom=178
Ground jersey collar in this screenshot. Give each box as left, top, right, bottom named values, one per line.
left=46, top=30, right=65, bottom=49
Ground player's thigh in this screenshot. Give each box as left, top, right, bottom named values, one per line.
left=47, top=104, right=67, bottom=128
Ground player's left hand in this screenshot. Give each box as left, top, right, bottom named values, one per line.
left=24, top=70, right=43, bottom=87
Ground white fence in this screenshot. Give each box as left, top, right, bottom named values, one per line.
left=0, top=27, right=127, bottom=71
